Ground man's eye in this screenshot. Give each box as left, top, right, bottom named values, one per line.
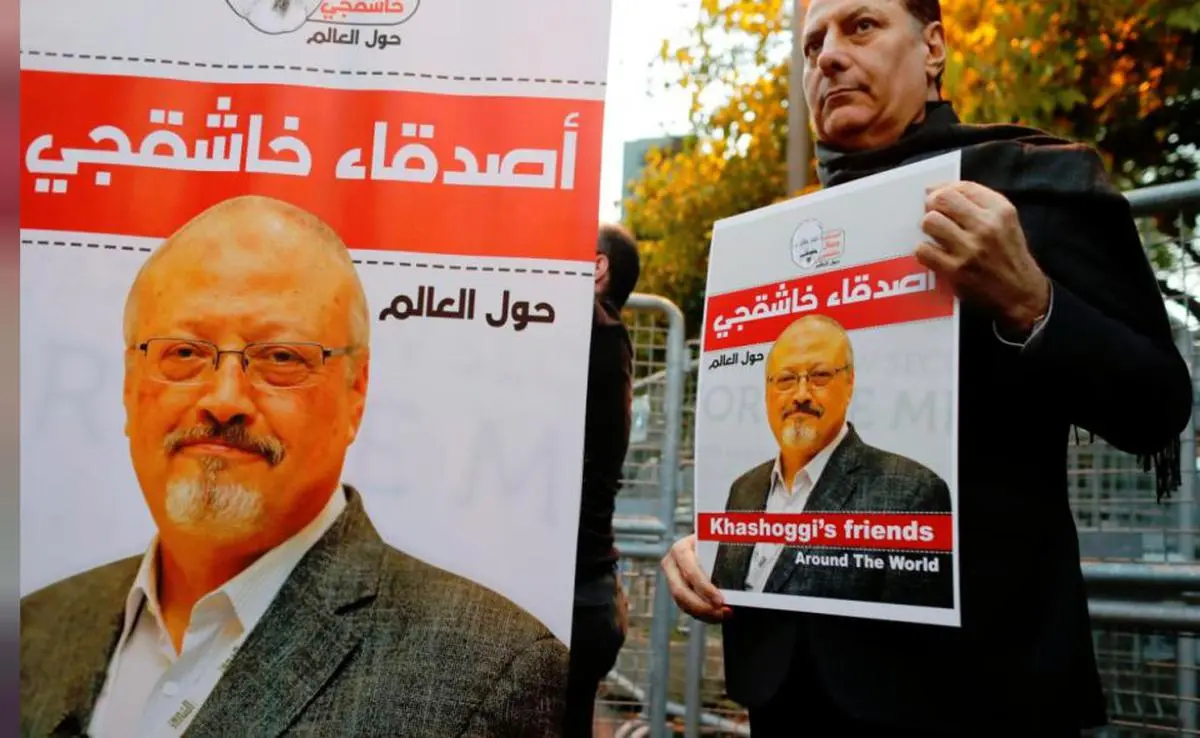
left=165, top=345, right=203, bottom=360
left=855, top=18, right=878, bottom=32
left=266, top=350, right=303, bottom=364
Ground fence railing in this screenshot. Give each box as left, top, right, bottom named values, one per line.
left=600, top=177, right=1200, bottom=738
left=1083, top=178, right=1200, bottom=738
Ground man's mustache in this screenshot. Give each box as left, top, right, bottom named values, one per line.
left=783, top=401, right=823, bottom=420
left=164, top=422, right=286, bottom=466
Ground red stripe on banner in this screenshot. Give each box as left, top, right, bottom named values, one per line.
left=698, top=512, right=954, bottom=552
left=19, top=69, right=603, bottom=260
left=703, top=256, right=955, bottom=352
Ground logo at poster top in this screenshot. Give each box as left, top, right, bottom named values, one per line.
left=790, top=218, right=845, bottom=271
left=227, top=0, right=420, bottom=37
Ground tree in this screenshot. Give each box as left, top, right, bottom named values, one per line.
left=625, top=0, right=1200, bottom=333
left=940, top=0, right=1200, bottom=186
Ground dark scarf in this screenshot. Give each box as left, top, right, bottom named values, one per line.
left=817, top=101, right=1119, bottom=198
left=815, top=101, right=1181, bottom=501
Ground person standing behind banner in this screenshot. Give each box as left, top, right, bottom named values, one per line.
left=563, top=223, right=640, bottom=737
left=662, top=1, right=1192, bottom=737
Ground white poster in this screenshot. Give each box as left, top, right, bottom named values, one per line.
left=20, top=0, right=612, bottom=647
left=694, top=153, right=962, bottom=627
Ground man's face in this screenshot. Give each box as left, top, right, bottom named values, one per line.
left=123, top=212, right=369, bottom=555
left=802, top=0, right=942, bottom=150
left=765, top=323, right=853, bottom=458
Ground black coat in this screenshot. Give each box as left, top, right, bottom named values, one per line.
left=718, top=103, right=1192, bottom=734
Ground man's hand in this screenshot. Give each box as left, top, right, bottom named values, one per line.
left=917, top=181, right=1051, bottom=336
left=661, top=534, right=732, bottom=624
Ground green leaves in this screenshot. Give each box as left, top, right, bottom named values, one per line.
left=1167, top=3, right=1200, bottom=32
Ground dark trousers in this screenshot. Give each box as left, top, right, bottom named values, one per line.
left=751, top=690, right=1085, bottom=738
left=747, top=634, right=1084, bottom=738
left=563, top=570, right=626, bottom=738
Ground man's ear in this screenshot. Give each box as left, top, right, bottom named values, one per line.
left=346, top=350, right=371, bottom=445
left=595, top=253, right=609, bottom=286
left=923, top=21, right=947, bottom=86
left=123, top=351, right=136, bottom=438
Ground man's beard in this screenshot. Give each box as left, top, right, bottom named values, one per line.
left=165, top=455, right=264, bottom=535
left=779, top=399, right=823, bottom=448
left=781, top=418, right=819, bottom=447
left=161, top=419, right=285, bottom=535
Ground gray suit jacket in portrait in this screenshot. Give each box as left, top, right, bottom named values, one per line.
left=710, top=425, right=954, bottom=609
left=20, top=486, right=568, bottom=738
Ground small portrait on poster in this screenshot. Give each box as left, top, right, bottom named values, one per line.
left=708, top=315, right=954, bottom=610
left=226, top=0, right=322, bottom=33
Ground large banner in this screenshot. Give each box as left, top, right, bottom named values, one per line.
left=21, top=0, right=609, bottom=668
left=694, top=153, right=962, bottom=627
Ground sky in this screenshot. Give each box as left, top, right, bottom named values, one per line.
left=595, top=0, right=700, bottom=223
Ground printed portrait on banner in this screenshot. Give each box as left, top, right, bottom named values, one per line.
left=695, top=153, right=964, bottom=628
left=21, top=194, right=569, bottom=736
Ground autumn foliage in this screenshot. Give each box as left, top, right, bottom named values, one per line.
left=625, top=0, right=1200, bottom=332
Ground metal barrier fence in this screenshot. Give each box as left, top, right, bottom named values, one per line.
left=1084, top=179, right=1200, bottom=738
left=592, top=293, right=689, bottom=738
left=597, top=178, right=1200, bottom=738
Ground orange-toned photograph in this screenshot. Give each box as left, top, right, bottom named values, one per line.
left=710, top=315, right=954, bottom=609
left=19, top=195, right=568, bottom=737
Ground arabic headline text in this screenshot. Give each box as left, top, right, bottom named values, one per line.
left=20, top=70, right=602, bottom=260
left=703, top=256, right=955, bottom=352
left=698, top=512, right=953, bottom=551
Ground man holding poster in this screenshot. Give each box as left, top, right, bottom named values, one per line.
left=20, top=195, right=567, bottom=737
left=663, top=0, right=1192, bottom=736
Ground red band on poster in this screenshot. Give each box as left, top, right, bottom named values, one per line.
left=698, top=512, right=954, bottom=552
left=20, top=69, right=603, bottom=261
left=703, top=256, right=955, bottom=352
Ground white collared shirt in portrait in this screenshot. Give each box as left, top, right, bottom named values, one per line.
left=744, top=423, right=849, bottom=593
left=87, top=486, right=347, bottom=738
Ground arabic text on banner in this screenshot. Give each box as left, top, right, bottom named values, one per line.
left=20, top=0, right=613, bottom=645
